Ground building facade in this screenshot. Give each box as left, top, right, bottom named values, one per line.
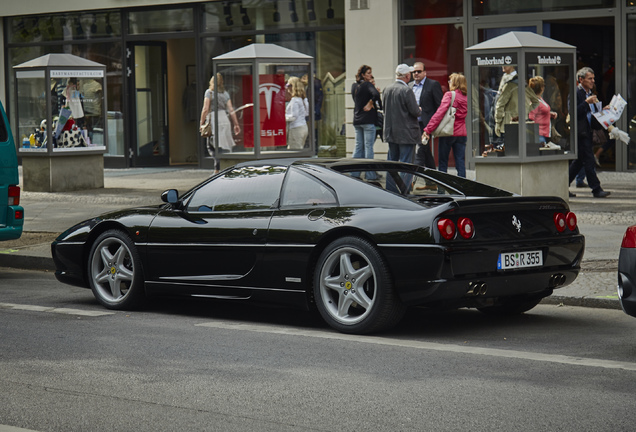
left=2, top=0, right=636, bottom=171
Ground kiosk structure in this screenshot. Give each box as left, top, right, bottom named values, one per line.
left=210, top=43, right=314, bottom=169
left=466, top=32, right=576, bottom=200
left=14, top=54, right=107, bottom=192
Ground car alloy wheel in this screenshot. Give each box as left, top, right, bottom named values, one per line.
left=314, top=236, right=405, bottom=334
left=88, top=229, right=144, bottom=309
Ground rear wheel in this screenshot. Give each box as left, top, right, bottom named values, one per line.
left=314, top=236, right=406, bottom=334
left=87, top=229, right=145, bottom=310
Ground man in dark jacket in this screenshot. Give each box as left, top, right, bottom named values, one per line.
left=383, top=64, right=421, bottom=164
left=568, top=67, right=610, bottom=198
left=409, top=61, right=442, bottom=169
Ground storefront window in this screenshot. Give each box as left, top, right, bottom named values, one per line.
left=478, top=27, right=536, bottom=43
left=473, top=0, right=614, bottom=16
left=401, top=0, right=463, bottom=19
left=401, top=24, right=465, bottom=87
left=128, top=8, right=194, bottom=34
left=203, top=0, right=344, bottom=33
left=7, top=12, right=121, bottom=43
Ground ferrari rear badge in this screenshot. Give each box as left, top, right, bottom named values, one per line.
left=512, top=215, right=522, bottom=232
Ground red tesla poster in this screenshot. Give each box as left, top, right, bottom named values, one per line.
left=242, top=74, right=286, bottom=148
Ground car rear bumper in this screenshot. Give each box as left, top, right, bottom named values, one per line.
left=618, top=247, right=636, bottom=317
left=382, top=234, right=584, bottom=306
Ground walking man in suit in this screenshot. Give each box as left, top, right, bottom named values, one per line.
left=568, top=67, right=610, bottom=198
left=409, top=61, right=442, bottom=169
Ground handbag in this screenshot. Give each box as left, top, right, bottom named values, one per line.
left=432, top=91, right=456, bottom=138
left=200, top=119, right=212, bottom=138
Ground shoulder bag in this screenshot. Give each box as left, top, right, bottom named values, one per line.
left=432, top=91, right=456, bottom=138
left=200, top=119, right=212, bottom=138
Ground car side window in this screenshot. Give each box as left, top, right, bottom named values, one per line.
left=281, top=168, right=337, bottom=207
left=187, top=165, right=286, bottom=212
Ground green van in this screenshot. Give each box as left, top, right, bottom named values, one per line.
left=0, top=100, right=23, bottom=241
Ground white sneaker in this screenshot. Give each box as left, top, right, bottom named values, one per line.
left=543, top=142, right=561, bottom=150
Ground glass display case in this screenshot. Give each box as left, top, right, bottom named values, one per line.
left=465, top=32, right=577, bottom=199
left=212, top=44, right=314, bottom=162
left=14, top=54, right=107, bottom=155
left=467, top=33, right=576, bottom=164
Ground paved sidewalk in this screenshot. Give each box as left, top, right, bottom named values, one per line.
left=2, top=166, right=635, bottom=311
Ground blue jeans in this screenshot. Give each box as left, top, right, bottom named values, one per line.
left=353, top=124, right=377, bottom=179
left=438, top=136, right=467, bottom=178
left=387, top=143, right=415, bottom=164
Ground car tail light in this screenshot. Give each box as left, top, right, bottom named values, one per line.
left=8, top=185, right=20, bottom=206
left=457, top=217, right=474, bottom=239
left=14, top=210, right=23, bottom=220
left=553, top=212, right=566, bottom=233
left=437, top=218, right=456, bottom=240
left=621, top=226, right=636, bottom=248
left=566, top=212, right=577, bottom=231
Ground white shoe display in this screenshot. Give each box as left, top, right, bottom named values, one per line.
left=542, top=142, right=561, bottom=150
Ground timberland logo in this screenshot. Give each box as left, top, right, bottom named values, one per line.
left=259, top=83, right=282, bottom=119
left=537, top=55, right=561, bottom=65
left=475, top=56, right=508, bottom=66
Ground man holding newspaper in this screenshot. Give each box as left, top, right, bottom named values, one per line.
left=568, top=67, right=628, bottom=198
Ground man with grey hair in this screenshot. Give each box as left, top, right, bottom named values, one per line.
left=568, top=66, right=610, bottom=198
left=383, top=63, right=421, bottom=165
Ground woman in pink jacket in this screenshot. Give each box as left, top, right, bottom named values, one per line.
left=422, top=73, right=468, bottom=177
left=528, top=76, right=557, bottom=144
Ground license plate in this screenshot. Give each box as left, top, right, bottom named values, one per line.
left=497, top=250, right=543, bottom=270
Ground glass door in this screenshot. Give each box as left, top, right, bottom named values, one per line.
left=128, top=42, right=169, bottom=166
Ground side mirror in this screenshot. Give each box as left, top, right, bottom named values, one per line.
left=161, top=189, right=179, bottom=204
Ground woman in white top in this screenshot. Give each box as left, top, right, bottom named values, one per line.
left=285, top=76, right=309, bottom=150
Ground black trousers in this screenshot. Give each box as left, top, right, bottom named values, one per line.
left=568, top=132, right=602, bottom=193
left=415, top=121, right=436, bottom=169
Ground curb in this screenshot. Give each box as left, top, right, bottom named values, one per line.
left=0, top=255, right=55, bottom=272
left=541, top=295, right=621, bottom=310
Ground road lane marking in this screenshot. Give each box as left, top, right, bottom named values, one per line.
left=0, top=302, right=114, bottom=317
left=196, top=320, right=636, bottom=372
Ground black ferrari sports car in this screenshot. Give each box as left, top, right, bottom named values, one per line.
left=52, top=158, right=585, bottom=334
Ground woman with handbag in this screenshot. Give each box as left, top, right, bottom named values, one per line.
left=351, top=65, right=382, bottom=180
left=422, top=73, right=468, bottom=178
left=200, top=73, right=240, bottom=172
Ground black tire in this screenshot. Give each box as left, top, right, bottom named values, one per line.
left=87, top=229, right=145, bottom=310
left=313, top=236, right=406, bottom=334
left=477, top=297, right=542, bottom=316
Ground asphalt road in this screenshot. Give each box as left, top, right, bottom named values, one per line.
left=1, top=268, right=635, bottom=432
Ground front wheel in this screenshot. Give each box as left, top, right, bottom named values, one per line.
left=87, top=229, right=145, bottom=310
left=313, top=236, right=406, bottom=334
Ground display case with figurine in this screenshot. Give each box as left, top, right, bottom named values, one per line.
left=14, top=54, right=107, bottom=191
